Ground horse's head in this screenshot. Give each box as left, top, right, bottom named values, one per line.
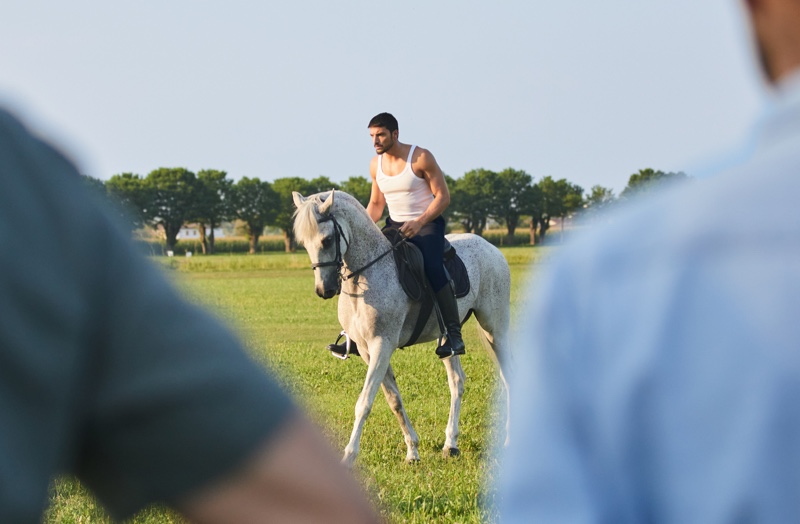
left=293, top=190, right=348, bottom=299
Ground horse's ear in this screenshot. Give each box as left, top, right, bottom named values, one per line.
left=292, top=191, right=306, bottom=209
left=318, top=189, right=335, bottom=215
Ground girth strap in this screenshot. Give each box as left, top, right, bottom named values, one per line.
left=400, top=290, right=445, bottom=348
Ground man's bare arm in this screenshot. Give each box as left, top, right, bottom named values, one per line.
left=365, top=156, right=386, bottom=223
left=178, top=413, right=380, bottom=524
left=399, top=148, right=450, bottom=238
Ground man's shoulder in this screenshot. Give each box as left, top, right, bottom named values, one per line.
left=411, top=145, right=432, bottom=159
left=410, top=146, right=439, bottom=172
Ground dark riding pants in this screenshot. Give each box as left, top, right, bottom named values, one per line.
left=384, top=215, right=449, bottom=293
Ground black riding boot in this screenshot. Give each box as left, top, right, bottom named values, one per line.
left=435, top=285, right=466, bottom=359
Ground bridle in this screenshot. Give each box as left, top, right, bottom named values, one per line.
left=310, top=213, right=406, bottom=292
left=310, top=214, right=348, bottom=274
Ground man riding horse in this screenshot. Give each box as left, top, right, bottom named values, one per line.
left=367, top=112, right=464, bottom=358
left=331, top=112, right=464, bottom=359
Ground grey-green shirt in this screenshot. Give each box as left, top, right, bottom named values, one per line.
left=0, top=110, right=294, bottom=521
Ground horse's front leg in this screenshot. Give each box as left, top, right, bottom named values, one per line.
left=442, top=355, right=466, bottom=457
left=381, top=364, right=420, bottom=463
left=342, top=339, right=393, bottom=468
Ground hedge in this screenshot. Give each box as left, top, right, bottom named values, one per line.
left=135, top=237, right=287, bottom=256
left=137, top=230, right=549, bottom=256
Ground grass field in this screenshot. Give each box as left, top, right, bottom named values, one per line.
left=44, top=245, right=555, bottom=523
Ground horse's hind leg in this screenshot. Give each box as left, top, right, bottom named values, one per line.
left=441, top=355, right=466, bottom=457
left=476, top=321, right=511, bottom=447
left=381, top=364, right=420, bottom=463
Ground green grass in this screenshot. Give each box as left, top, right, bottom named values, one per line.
left=44, top=245, right=554, bottom=523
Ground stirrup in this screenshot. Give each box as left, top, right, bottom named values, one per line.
left=326, top=331, right=357, bottom=359
left=436, top=333, right=465, bottom=359
left=436, top=344, right=455, bottom=359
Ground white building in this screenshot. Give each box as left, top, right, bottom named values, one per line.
left=176, top=225, right=225, bottom=240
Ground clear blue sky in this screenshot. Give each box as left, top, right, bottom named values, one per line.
left=1, top=0, right=766, bottom=194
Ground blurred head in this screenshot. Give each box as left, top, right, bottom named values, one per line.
left=742, top=0, right=800, bottom=83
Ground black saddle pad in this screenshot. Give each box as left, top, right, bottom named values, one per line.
left=383, top=229, right=470, bottom=300
left=446, top=253, right=470, bottom=299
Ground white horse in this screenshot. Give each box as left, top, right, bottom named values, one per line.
left=293, top=189, right=511, bottom=467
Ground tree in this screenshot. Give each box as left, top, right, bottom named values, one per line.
left=538, top=176, right=583, bottom=242
left=232, top=177, right=279, bottom=254
left=82, top=174, right=118, bottom=218
left=519, top=181, right=543, bottom=245
left=105, top=172, right=151, bottom=232
left=191, top=169, right=233, bottom=254
left=272, top=177, right=315, bottom=252
left=584, top=185, right=616, bottom=217
left=306, top=176, right=340, bottom=194
left=620, top=168, right=688, bottom=200
left=442, top=174, right=458, bottom=226
left=81, top=174, right=106, bottom=197
left=559, top=180, right=584, bottom=241
left=340, top=176, right=372, bottom=208
left=492, top=168, right=533, bottom=243
left=450, top=169, right=498, bottom=236
left=536, top=176, right=560, bottom=242
left=563, top=181, right=584, bottom=217
left=144, top=168, right=199, bottom=252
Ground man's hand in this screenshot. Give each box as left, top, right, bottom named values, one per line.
left=400, top=219, right=423, bottom=239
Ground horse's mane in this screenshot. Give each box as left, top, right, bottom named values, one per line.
left=293, top=191, right=365, bottom=246
left=293, top=194, right=323, bottom=246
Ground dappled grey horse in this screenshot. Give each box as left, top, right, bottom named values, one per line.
left=293, top=190, right=511, bottom=467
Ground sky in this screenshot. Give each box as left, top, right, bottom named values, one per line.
left=1, top=1, right=767, bottom=195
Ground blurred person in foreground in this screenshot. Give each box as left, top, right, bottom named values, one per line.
left=498, top=0, right=800, bottom=522
left=0, top=109, right=379, bottom=523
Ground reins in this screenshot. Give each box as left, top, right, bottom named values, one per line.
left=310, top=212, right=407, bottom=287
left=343, top=241, right=403, bottom=281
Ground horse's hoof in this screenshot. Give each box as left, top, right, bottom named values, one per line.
left=442, top=447, right=461, bottom=458
left=405, top=457, right=421, bottom=465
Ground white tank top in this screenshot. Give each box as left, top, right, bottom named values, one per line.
left=376, top=145, right=434, bottom=222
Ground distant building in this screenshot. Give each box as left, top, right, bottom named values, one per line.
left=176, top=225, right=225, bottom=240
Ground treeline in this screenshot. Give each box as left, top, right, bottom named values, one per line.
left=445, top=167, right=686, bottom=243
left=84, top=167, right=687, bottom=254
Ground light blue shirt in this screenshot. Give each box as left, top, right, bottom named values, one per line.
left=498, top=71, right=800, bottom=523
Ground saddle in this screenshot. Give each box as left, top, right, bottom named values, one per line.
left=382, top=228, right=471, bottom=347
left=383, top=229, right=470, bottom=301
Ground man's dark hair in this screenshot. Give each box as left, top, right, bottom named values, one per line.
left=368, top=112, right=398, bottom=133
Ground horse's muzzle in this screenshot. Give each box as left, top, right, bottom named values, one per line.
left=317, top=287, right=338, bottom=299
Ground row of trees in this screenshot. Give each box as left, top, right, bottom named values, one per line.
left=86, top=167, right=687, bottom=253
left=447, top=167, right=686, bottom=242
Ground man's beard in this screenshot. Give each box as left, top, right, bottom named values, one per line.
left=376, top=137, right=394, bottom=154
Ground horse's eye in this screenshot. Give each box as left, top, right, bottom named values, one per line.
left=322, top=237, right=333, bottom=249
